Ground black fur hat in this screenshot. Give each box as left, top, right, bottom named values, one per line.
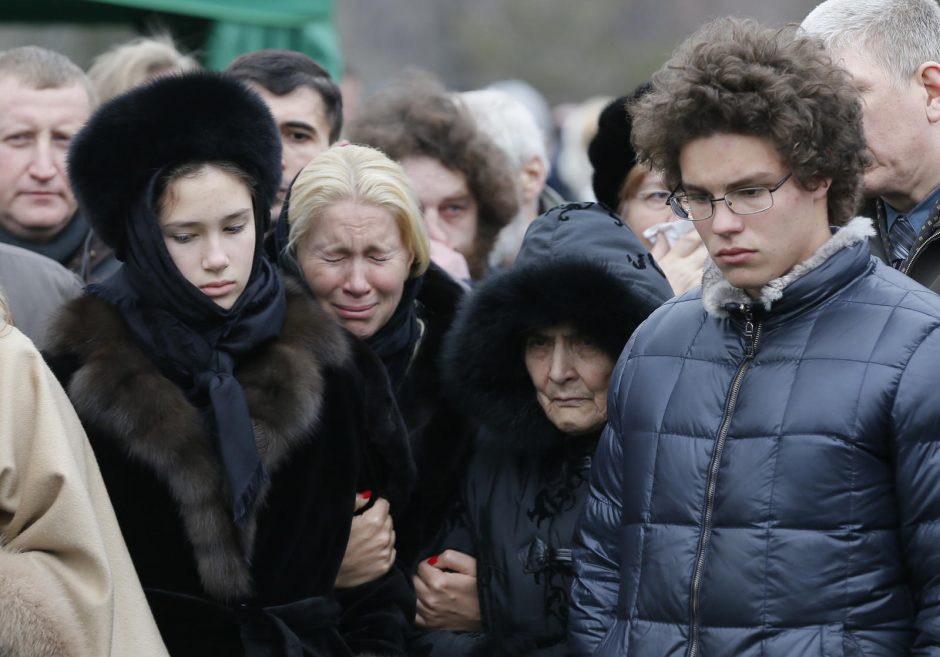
left=68, top=71, right=281, bottom=258
left=588, top=82, right=651, bottom=210
left=442, top=202, right=672, bottom=451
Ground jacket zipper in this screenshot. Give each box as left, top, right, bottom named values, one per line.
left=686, top=304, right=763, bottom=657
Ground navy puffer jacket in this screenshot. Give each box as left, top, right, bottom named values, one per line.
left=569, top=217, right=940, bottom=657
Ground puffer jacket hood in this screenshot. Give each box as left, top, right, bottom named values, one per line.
left=441, top=202, right=672, bottom=452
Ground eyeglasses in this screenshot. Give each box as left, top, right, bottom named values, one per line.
left=667, top=172, right=792, bottom=221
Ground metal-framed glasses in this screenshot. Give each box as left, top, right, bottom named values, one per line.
left=667, top=172, right=792, bottom=221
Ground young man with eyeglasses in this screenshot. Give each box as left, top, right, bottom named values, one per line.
left=569, top=17, right=940, bottom=657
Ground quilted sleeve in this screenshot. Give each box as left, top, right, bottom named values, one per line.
left=892, top=325, right=940, bottom=655
left=567, top=357, right=627, bottom=656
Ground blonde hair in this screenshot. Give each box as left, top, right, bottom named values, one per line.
left=88, top=34, right=199, bottom=103
left=287, top=145, right=430, bottom=278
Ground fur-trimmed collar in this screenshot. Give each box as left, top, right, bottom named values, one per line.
left=45, top=279, right=350, bottom=602
left=702, top=216, right=875, bottom=318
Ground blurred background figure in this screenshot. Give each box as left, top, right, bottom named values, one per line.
left=347, top=71, right=518, bottom=282
left=226, top=49, right=344, bottom=223
left=461, top=88, right=565, bottom=270
left=87, top=33, right=199, bottom=103
left=410, top=203, right=671, bottom=656
left=588, top=86, right=707, bottom=294
left=554, top=96, right=610, bottom=202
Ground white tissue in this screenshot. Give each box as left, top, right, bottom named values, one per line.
left=642, top=220, right=694, bottom=248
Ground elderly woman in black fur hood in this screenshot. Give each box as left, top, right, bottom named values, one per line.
left=409, top=203, right=673, bottom=657
left=44, top=72, right=414, bottom=657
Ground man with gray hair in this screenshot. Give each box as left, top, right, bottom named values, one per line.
left=0, top=46, right=116, bottom=282
left=460, top=88, right=564, bottom=269
left=803, top=0, right=940, bottom=291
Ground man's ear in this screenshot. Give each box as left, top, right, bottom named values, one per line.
left=518, top=155, right=547, bottom=205
left=812, top=177, right=832, bottom=200
left=919, top=61, right=940, bottom=123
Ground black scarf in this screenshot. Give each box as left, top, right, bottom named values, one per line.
left=274, top=189, right=423, bottom=391
left=89, top=177, right=285, bottom=524
left=0, top=210, right=89, bottom=265
left=363, top=275, right=423, bottom=391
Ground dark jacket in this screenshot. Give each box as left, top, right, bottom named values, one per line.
left=569, top=217, right=940, bottom=657
left=0, top=212, right=118, bottom=284
left=45, top=282, right=414, bottom=657
left=413, top=203, right=672, bottom=657
left=0, top=242, right=83, bottom=347
left=393, top=262, right=478, bottom=569
left=870, top=198, right=940, bottom=292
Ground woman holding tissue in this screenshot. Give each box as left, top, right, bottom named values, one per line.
left=589, top=85, right=707, bottom=293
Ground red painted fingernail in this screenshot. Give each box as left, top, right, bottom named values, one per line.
left=428, top=555, right=439, bottom=566
left=359, top=489, right=372, bottom=500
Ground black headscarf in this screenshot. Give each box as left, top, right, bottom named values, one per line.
left=89, top=174, right=285, bottom=524
left=274, top=183, right=423, bottom=392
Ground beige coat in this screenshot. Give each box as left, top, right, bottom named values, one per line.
left=0, top=320, right=169, bottom=657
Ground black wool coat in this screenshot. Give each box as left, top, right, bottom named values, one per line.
left=389, top=263, right=477, bottom=570
left=45, top=281, right=414, bottom=657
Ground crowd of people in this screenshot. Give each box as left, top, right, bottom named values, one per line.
left=2, top=0, right=940, bottom=655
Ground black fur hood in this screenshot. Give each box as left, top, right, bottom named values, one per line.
left=441, top=202, right=672, bottom=452
left=67, top=71, right=281, bottom=259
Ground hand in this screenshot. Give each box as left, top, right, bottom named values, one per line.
left=651, top=228, right=708, bottom=294
left=335, top=493, right=396, bottom=589
left=413, top=550, right=482, bottom=631
left=429, top=239, right=471, bottom=283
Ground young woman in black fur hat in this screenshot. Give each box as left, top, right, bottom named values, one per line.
left=44, top=72, right=413, bottom=657
left=410, top=203, right=673, bottom=657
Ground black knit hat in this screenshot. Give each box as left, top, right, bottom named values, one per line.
left=68, top=71, right=281, bottom=258
left=588, top=82, right=651, bottom=210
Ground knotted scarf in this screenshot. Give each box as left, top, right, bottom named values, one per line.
left=89, top=175, right=285, bottom=524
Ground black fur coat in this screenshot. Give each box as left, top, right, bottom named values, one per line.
left=45, top=281, right=415, bottom=657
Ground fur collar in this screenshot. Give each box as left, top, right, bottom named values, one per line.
left=701, top=216, right=875, bottom=318
left=46, top=278, right=349, bottom=602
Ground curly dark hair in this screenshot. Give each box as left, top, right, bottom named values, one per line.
left=346, top=71, right=518, bottom=279
left=631, top=18, right=869, bottom=226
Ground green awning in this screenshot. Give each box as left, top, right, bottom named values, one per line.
left=88, top=0, right=331, bottom=28
left=1, top=0, right=342, bottom=79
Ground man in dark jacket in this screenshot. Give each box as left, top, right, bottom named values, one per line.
left=803, top=0, right=940, bottom=292
left=0, top=46, right=116, bottom=283
left=569, top=17, right=940, bottom=657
